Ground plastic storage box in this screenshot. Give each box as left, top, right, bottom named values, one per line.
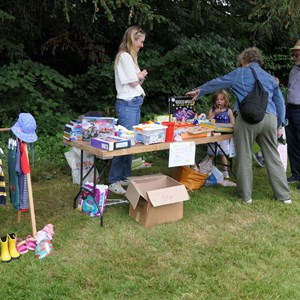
left=133, top=124, right=167, bottom=145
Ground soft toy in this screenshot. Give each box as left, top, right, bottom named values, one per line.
left=35, top=224, right=55, bottom=259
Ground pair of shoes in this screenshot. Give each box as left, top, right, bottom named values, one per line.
left=287, top=175, right=299, bottom=183
left=109, top=182, right=126, bottom=195
left=222, top=170, right=229, bottom=179
left=16, top=238, right=28, bottom=254
left=119, top=178, right=130, bottom=187
left=1, top=233, right=20, bottom=263
left=16, top=235, right=36, bottom=255
left=252, top=152, right=264, bottom=167
left=25, top=235, right=36, bottom=251
left=283, top=199, right=292, bottom=204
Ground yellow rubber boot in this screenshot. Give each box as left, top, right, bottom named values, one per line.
left=1, top=235, right=11, bottom=263
left=8, top=233, right=20, bottom=259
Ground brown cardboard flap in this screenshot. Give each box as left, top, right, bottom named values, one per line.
left=125, top=183, right=142, bottom=209
left=147, top=185, right=189, bottom=207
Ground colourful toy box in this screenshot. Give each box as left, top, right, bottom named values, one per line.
left=90, top=136, right=131, bottom=151
left=77, top=182, right=108, bottom=218
left=82, top=117, right=115, bottom=141
left=168, top=96, right=197, bottom=122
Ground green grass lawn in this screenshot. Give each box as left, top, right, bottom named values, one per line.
left=0, top=153, right=299, bottom=300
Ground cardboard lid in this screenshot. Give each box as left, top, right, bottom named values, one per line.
left=147, top=185, right=189, bottom=207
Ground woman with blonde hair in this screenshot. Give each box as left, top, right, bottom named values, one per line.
left=186, top=47, right=291, bottom=204
left=108, top=26, right=148, bottom=195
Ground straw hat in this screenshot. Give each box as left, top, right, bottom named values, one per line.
left=11, top=113, right=38, bottom=143
left=290, top=39, right=300, bottom=51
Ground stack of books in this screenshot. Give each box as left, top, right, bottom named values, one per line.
left=63, top=120, right=83, bottom=141
left=131, top=157, right=152, bottom=170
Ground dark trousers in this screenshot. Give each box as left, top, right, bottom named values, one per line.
left=286, top=106, right=300, bottom=180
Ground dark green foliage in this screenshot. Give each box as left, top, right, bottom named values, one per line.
left=30, top=133, right=71, bottom=181
left=140, top=34, right=239, bottom=116
left=69, top=63, right=115, bottom=115
left=0, top=0, right=298, bottom=176
left=264, top=54, right=294, bottom=86
left=0, top=60, right=73, bottom=133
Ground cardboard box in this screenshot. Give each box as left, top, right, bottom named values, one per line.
left=125, top=174, right=190, bottom=227
left=90, top=136, right=131, bottom=151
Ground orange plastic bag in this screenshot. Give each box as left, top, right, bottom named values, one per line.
left=172, top=166, right=209, bottom=191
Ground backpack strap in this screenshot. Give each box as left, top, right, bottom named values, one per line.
left=249, top=67, right=258, bottom=80
left=238, top=66, right=265, bottom=110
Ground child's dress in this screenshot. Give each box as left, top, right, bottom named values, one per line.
left=213, top=108, right=230, bottom=124
left=208, top=108, right=230, bottom=156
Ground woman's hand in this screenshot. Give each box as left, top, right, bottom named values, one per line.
left=186, top=89, right=200, bottom=101
left=277, top=127, right=283, bottom=139
left=138, top=69, right=148, bottom=82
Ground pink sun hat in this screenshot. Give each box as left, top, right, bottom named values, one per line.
left=11, top=113, right=38, bottom=143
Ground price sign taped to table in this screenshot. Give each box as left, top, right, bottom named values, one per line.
left=168, top=142, right=196, bottom=167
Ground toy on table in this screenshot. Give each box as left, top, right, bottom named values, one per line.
left=168, top=96, right=196, bottom=122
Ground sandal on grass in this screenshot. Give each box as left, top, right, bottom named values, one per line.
left=16, top=238, right=28, bottom=254
left=26, top=235, right=36, bottom=251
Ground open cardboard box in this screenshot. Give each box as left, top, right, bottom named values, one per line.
left=125, top=174, right=190, bottom=227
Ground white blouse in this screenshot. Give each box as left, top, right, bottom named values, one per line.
left=115, top=52, right=145, bottom=100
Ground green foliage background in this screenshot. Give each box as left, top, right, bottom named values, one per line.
left=0, top=0, right=299, bottom=172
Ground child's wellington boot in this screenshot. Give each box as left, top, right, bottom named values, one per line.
left=1, top=235, right=11, bottom=263
left=8, top=233, right=20, bottom=259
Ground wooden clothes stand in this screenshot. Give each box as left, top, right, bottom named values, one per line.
left=1, top=127, right=37, bottom=237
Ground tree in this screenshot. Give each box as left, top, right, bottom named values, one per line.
left=0, top=0, right=298, bottom=131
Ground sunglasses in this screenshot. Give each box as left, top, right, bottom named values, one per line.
left=293, top=53, right=300, bottom=58
left=135, top=27, right=145, bottom=35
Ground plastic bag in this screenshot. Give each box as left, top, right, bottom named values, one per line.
left=77, top=182, right=108, bottom=217
left=278, top=127, right=287, bottom=171
left=228, top=138, right=236, bottom=158
left=197, top=155, right=214, bottom=175
left=64, top=147, right=99, bottom=184
left=205, top=166, right=224, bottom=186
left=172, top=166, right=209, bottom=191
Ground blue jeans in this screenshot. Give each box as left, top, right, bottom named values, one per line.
left=108, top=96, right=143, bottom=184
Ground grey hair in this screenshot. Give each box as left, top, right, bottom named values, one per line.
left=237, top=47, right=264, bottom=67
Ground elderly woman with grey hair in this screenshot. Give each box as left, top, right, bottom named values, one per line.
left=186, top=47, right=291, bottom=204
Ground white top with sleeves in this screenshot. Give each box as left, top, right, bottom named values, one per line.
left=115, top=52, right=145, bottom=101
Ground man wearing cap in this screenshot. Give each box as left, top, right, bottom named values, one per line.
left=286, top=40, right=300, bottom=190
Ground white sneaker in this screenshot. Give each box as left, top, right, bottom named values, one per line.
left=222, top=171, right=229, bottom=179
left=119, top=179, right=130, bottom=187
left=243, top=199, right=252, bottom=204
left=108, top=182, right=126, bottom=195
left=283, top=199, right=292, bottom=204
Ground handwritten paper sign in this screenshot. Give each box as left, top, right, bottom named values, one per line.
left=168, top=142, right=196, bottom=167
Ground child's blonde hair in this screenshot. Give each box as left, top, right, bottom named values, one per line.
left=212, top=90, right=230, bottom=108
